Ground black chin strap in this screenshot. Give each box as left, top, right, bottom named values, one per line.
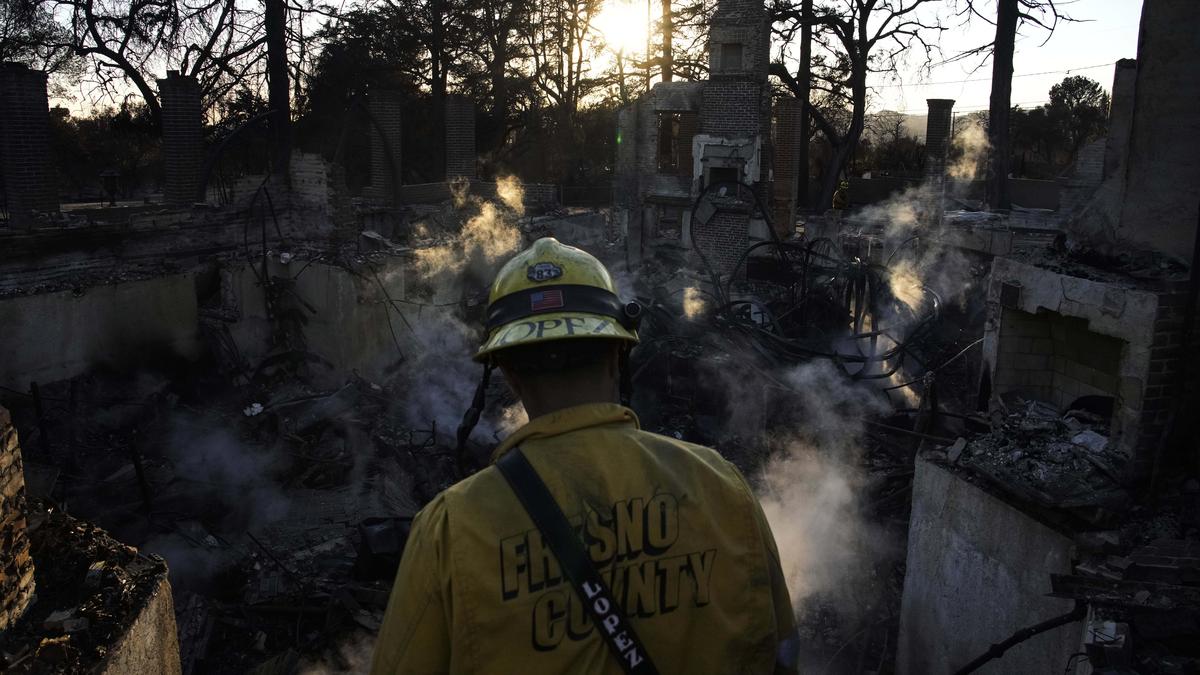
left=456, top=363, right=493, bottom=473
left=619, top=348, right=633, bottom=407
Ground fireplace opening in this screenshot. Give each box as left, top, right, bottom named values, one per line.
left=993, top=308, right=1125, bottom=423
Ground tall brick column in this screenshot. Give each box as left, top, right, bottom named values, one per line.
left=0, top=406, right=35, bottom=632
left=445, top=96, right=476, bottom=179
left=694, top=0, right=772, bottom=270
left=365, top=89, right=403, bottom=200
left=157, top=71, right=203, bottom=206
left=1104, top=59, right=1137, bottom=180
left=772, top=97, right=803, bottom=236
left=923, top=99, right=955, bottom=185
left=0, top=63, right=58, bottom=227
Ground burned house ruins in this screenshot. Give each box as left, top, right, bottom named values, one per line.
left=0, top=0, right=1198, bottom=673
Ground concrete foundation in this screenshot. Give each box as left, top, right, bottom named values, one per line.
left=98, top=574, right=181, bottom=675
left=897, top=457, right=1082, bottom=675
left=0, top=272, right=203, bottom=390
left=228, top=258, right=418, bottom=384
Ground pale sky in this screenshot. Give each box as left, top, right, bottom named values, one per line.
left=868, top=0, right=1144, bottom=114
left=57, top=0, right=1142, bottom=118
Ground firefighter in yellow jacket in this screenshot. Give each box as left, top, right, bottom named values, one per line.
left=370, top=238, right=799, bottom=674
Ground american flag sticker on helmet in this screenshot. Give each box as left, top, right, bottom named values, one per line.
left=530, top=289, right=564, bottom=312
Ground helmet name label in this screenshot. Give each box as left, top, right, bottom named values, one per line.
left=527, top=262, right=564, bottom=282
left=492, top=316, right=624, bottom=349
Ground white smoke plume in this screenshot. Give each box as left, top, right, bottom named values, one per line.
left=392, top=176, right=534, bottom=445
left=753, top=361, right=892, bottom=631
left=948, top=116, right=990, bottom=182
left=165, top=416, right=291, bottom=529
left=298, top=632, right=376, bottom=675
left=495, top=175, right=525, bottom=216
left=412, top=178, right=525, bottom=285
left=389, top=310, right=522, bottom=445
left=682, top=287, right=707, bottom=319
left=885, top=259, right=925, bottom=313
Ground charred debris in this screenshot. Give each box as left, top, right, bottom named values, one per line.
left=1, top=191, right=1197, bottom=673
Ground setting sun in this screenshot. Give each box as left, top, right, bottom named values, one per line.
left=593, top=0, right=652, bottom=55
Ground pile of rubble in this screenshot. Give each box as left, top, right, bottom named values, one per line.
left=0, top=505, right=169, bottom=673
left=952, top=392, right=1129, bottom=518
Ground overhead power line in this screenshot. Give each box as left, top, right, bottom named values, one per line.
left=889, top=100, right=1051, bottom=115
left=869, top=61, right=1117, bottom=89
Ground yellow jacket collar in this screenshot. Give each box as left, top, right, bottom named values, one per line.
left=492, top=402, right=640, bottom=461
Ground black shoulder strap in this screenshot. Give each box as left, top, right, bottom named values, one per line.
left=496, top=448, right=660, bottom=675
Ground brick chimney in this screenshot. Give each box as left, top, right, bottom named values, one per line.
left=157, top=71, right=203, bottom=206
left=1103, top=59, right=1137, bottom=180
left=0, top=406, right=35, bottom=632
left=923, top=98, right=955, bottom=185
left=1115, top=1, right=1200, bottom=264
left=445, top=96, right=477, bottom=179
left=0, top=63, right=58, bottom=227
left=367, top=89, right=402, bottom=199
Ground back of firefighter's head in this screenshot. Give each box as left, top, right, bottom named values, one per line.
left=476, top=238, right=639, bottom=411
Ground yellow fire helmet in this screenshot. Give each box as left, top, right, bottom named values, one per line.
left=474, top=237, right=640, bottom=362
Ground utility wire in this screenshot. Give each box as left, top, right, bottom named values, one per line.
left=870, top=61, right=1117, bottom=89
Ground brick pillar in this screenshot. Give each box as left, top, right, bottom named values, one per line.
left=772, top=97, right=803, bottom=237
left=0, top=62, right=58, bottom=227
left=1104, top=59, right=1137, bottom=180
left=0, top=406, right=35, bottom=632
left=923, top=99, right=955, bottom=186
left=445, top=96, right=476, bottom=179
left=367, top=89, right=402, bottom=199
left=157, top=71, right=203, bottom=206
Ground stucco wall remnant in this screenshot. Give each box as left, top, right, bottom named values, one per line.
left=897, top=458, right=1081, bottom=675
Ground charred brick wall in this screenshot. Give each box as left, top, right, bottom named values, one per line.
left=993, top=308, right=1122, bottom=411
left=1116, top=0, right=1200, bottom=264
left=1138, top=287, right=1196, bottom=461
left=157, top=71, right=203, bottom=206
left=700, top=81, right=767, bottom=137
left=445, top=96, right=476, bottom=179
left=693, top=209, right=749, bottom=272
left=0, top=406, right=35, bottom=631
left=366, top=89, right=403, bottom=200
left=696, top=0, right=771, bottom=269
left=923, top=99, right=955, bottom=185
left=1104, top=59, right=1138, bottom=179
left=0, top=63, right=57, bottom=226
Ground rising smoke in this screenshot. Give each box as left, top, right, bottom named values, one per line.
left=752, top=362, right=893, bottom=645
left=682, top=286, right=708, bottom=319
left=948, top=116, right=989, bottom=182
left=743, top=122, right=991, bottom=640
left=413, top=200, right=523, bottom=284
left=393, top=177, right=531, bottom=444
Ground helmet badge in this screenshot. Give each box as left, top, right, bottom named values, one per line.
left=527, top=262, right=563, bottom=282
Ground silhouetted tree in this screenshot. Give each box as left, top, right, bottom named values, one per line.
left=772, top=0, right=947, bottom=209
left=953, top=0, right=1073, bottom=209
left=1047, top=74, right=1109, bottom=157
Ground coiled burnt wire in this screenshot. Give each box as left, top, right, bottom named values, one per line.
left=687, top=180, right=941, bottom=381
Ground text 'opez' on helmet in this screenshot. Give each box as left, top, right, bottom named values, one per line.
left=474, top=237, right=639, bottom=362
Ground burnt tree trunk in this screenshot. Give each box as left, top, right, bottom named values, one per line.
left=987, top=0, right=1018, bottom=210
left=796, top=0, right=812, bottom=208
left=815, top=57, right=866, bottom=210
left=431, top=0, right=447, bottom=179
left=661, top=0, right=673, bottom=81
